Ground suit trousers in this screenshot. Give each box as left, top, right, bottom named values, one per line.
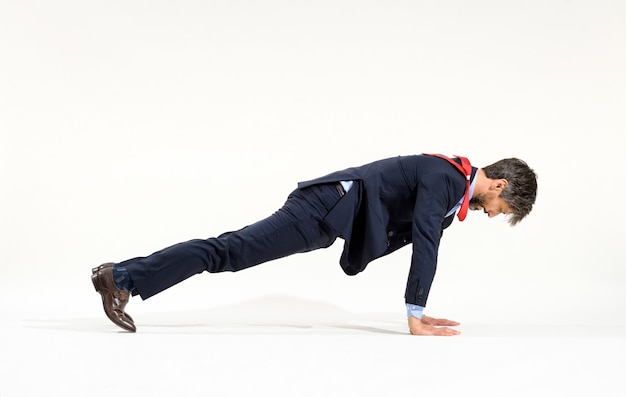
left=119, top=183, right=347, bottom=299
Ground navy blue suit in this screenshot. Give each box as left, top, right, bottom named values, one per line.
left=120, top=154, right=476, bottom=307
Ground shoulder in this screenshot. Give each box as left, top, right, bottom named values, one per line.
left=396, top=155, right=464, bottom=181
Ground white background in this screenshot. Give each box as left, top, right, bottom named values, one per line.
left=1, top=1, right=625, bottom=396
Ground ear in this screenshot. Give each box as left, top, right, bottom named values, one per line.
left=488, top=178, right=508, bottom=192
left=492, top=178, right=508, bottom=192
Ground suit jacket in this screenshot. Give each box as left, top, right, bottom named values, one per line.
left=297, top=154, right=477, bottom=307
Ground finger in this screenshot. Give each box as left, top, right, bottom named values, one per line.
left=428, top=318, right=460, bottom=326
left=420, top=315, right=461, bottom=326
left=431, top=326, right=461, bottom=336
left=409, top=322, right=461, bottom=336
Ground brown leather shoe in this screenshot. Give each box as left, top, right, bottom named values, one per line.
left=92, top=265, right=136, bottom=332
left=92, top=263, right=134, bottom=322
left=92, top=262, right=114, bottom=274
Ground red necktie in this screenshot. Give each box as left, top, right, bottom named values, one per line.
left=424, top=153, right=472, bottom=221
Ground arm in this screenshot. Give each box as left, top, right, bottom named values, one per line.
left=404, top=175, right=450, bottom=307
left=405, top=175, right=461, bottom=335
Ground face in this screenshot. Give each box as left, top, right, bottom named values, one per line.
left=469, top=192, right=512, bottom=218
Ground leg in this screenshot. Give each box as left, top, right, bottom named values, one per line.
left=119, top=183, right=344, bottom=299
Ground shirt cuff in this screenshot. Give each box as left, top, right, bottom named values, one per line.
left=406, top=304, right=425, bottom=319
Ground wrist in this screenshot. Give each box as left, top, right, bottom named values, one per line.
left=406, top=303, right=424, bottom=319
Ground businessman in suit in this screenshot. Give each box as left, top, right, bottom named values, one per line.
left=92, top=153, right=537, bottom=335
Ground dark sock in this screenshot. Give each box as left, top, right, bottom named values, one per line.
left=112, top=265, right=136, bottom=292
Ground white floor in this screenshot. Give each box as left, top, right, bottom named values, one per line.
left=2, top=289, right=625, bottom=397
left=2, top=1, right=626, bottom=396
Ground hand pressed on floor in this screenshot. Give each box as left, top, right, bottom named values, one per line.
left=408, top=314, right=461, bottom=336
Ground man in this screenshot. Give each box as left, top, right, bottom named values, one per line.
left=92, top=153, right=537, bottom=336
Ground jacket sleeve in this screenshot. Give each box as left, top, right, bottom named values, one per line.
left=404, top=173, right=452, bottom=307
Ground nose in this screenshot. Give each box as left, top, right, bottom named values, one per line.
left=487, top=210, right=501, bottom=218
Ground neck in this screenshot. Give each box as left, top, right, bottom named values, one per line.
left=472, top=169, right=490, bottom=198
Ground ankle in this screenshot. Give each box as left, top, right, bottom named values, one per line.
left=112, top=265, right=136, bottom=292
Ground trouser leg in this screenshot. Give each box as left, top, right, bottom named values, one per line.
left=120, top=184, right=344, bottom=299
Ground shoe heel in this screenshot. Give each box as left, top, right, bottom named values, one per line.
left=91, top=273, right=101, bottom=292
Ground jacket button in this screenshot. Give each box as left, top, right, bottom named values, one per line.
left=388, top=231, right=394, bottom=237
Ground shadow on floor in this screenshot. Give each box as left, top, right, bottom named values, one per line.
left=22, top=294, right=407, bottom=335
